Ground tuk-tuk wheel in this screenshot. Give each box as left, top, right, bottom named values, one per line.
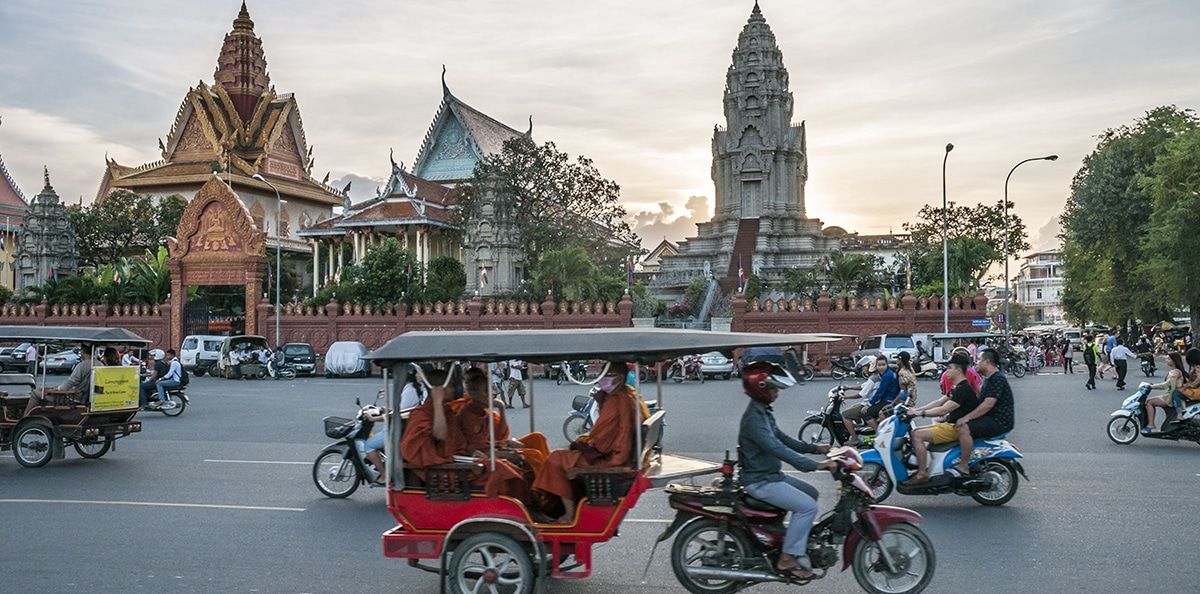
left=447, top=532, right=534, bottom=594
left=74, top=438, right=112, bottom=459
left=13, top=421, right=55, bottom=468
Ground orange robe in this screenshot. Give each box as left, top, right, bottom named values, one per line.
left=445, top=397, right=546, bottom=499
left=399, top=399, right=463, bottom=478
left=533, top=386, right=638, bottom=501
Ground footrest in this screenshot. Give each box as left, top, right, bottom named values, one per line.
left=568, top=467, right=636, bottom=506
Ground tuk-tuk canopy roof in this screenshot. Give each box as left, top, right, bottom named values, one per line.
left=0, top=326, right=151, bottom=345
left=929, top=332, right=1001, bottom=340
left=365, top=328, right=838, bottom=365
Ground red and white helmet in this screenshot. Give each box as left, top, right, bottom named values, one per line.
left=741, top=361, right=796, bottom=401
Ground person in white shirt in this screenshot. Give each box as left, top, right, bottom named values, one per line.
left=119, top=345, right=141, bottom=367
left=155, top=349, right=183, bottom=408
left=839, top=362, right=882, bottom=446
left=505, top=359, right=528, bottom=409
left=1109, top=338, right=1138, bottom=391
left=25, top=344, right=38, bottom=375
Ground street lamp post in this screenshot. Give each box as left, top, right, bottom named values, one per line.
left=1003, top=155, right=1058, bottom=338
left=252, top=174, right=282, bottom=349
left=942, top=143, right=954, bottom=333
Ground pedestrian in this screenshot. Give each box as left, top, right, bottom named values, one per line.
left=1082, top=334, right=1099, bottom=390
left=119, top=345, right=141, bottom=366
left=25, top=343, right=37, bottom=375
left=1109, top=338, right=1137, bottom=391
left=505, top=359, right=529, bottom=408
left=1062, top=340, right=1074, bottom=374
left=1097, top=334, right=1113, bottom=379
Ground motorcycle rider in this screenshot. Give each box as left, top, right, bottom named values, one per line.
left=904, top=353, right=977, bottom=484
left=950, top=349, right=1015, bottom=477
left=1144, top=352, right=1185, bottom=433
left=839, top=362, right=881, bottom=446
left=737, top=361, right=834, bottom=579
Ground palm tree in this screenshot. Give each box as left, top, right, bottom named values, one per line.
left=532, top=247, right=600, bottom=302
left=826, top=252, right=879, bottom=296
left=128, top=247, right=170, bottom=304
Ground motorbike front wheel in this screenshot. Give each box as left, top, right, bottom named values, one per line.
left=1106, top=415, right=1139, bottom=445
left=831, top=367, right=848, bottom=380
left=312, top=451, right=361, bottom=498
left=852, top=522, right=936, bottom=594
left=1010, top=363, right=1027, bottom=378
left=798, top=418, right=833, bottom=447
left=670, top=518, right=755, bottom=594
left=858, top=461, right=894, bottom=502
left=800, top=365, right=817, bottom=382
left=562, top=415, right=589, bottom=443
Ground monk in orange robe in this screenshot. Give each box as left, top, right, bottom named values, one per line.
left=399, top=369, right=463, bottom=479
left=450, top=370, right=550, bottom=499
left=533, top=368, right=639, bottom=523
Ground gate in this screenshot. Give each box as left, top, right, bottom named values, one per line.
left=183, top=294, right=210, bottom=337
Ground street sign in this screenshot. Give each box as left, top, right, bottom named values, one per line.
left=998, top=313, right=1007, bottom=325
left=972, top=319, right=991, bottom=328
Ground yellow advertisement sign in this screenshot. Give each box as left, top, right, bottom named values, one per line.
left=90, top=366, right=141, bottom=412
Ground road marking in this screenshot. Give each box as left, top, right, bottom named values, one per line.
left=624, top=518, right=671, bottom=524
left=204, top=459, right=310, bottom=465
left=0, top=499, right=305, bottom=512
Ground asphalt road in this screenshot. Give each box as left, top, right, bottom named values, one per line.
left=2, top=367, right=1198, bottom=593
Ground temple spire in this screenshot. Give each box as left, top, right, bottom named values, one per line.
left=43, top=165, right=50, bottom=189
left=214, top=2, right=270, bottom=122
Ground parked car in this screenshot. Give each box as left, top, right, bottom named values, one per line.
left=698, top=351, right=734, bottom=379
left=44, top=348, right=82, bottom=374
left=324, top=341, right=370, bottom=378
left=180, top=334, right=226, bottom=376
left=1, top=343, right=33, bottom=372
left=282, top=343, right=318, bottom=376
left=852, top=334, right=917, bottom=367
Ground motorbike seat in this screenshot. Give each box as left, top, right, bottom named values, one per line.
left=741, top=495, right=784, bottom=512
left=928, top=442, right=957, bottom=453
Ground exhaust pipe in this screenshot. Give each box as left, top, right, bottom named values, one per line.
left=684, top=566, right=784, bottom=583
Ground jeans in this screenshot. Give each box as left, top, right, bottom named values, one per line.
left=156, top=380, right=181, bottom=401
left=364, top=431, right=386, bottom=452
left=1085, top=360, right=1097, bottom=388
left=1115, top=360, right=1128, bottom=388
left=745, top=475, right=819, bottom=559
left=139, top=381, right=158, bottom=406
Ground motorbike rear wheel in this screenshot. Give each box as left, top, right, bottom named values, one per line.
left=670, top=519, right=755, bottom=594
left=800, top=365, right=817, bottom=382
left=831, top=367, right=848, bottom=381
left=852, top=522, right=935, bottom=594
left=312, top=451, right=361, bottom=498
left=161, top=392, right=186, bottom=417
left=858, top=462, right=893, bottom=502
left=562, top=415, right=589, bottom=443
left=1010, top=363, right=1027, bottom=378
left=969, top=459, right=1019, bottom=506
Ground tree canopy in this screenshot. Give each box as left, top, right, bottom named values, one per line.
left=529, top=246, right=625, bottom=303
left=454, top=136, right=641, bottom=272
left=1139, top=122, right=1200, bottom=334
left=67, top=191, right=187, bottom=270
left=903, top=200, right=1027, bottom=294
left=425, top=256, right=467, bottom=302
left=1060, top=105, right=1198, bottom=327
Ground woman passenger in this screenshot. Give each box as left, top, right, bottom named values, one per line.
left=1170, top=348, right=1200, bottom=415
left=896, top=351, right=918, bottom=405
left=1144, top=352, right=1185, bottom=433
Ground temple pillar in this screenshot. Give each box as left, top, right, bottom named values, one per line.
left=312, top=240, right=319, bottom=297
left=337, top=238, right=344, bottom=272
left=327, top=239, right=334, bottom=279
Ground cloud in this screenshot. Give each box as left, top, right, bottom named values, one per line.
left=630, top=195, right=710, bottom=249
left=329, top=172, right=385, bottom=206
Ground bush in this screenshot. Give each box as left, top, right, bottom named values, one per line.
left=426, top=256, right=466, bottom=302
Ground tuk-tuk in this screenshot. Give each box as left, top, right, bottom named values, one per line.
left=0, top=326, right=149, bottom=468
left=359, top=328, right=839, bottom=592
left=217, top=334, right=270, bottom=379
left=926, top=332, right=1002, bottom=363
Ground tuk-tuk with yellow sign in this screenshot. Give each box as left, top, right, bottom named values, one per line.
left=0, top=326, right=149, bottom=468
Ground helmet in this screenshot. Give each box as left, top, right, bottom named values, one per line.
left=741, top=361, right=796, bottom=402
left=149, top=349, right=165, bottom=361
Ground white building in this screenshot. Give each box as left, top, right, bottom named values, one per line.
left=1015, top=250, right=1066, bottom=324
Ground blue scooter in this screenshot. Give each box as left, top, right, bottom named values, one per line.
left=857, top=404, right=1028, bottom=506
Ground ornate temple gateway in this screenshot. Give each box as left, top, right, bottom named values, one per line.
left=654, top=3, right=847, bottom=298
left=13, top=168, right=78, bottom=292
left=96, top=3, right=343, bottom=265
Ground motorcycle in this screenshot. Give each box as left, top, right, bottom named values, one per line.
left=915, top=353, right=942, bottom=379
left=554, top=360, right=589, bottom=385
left=658, top=447, right=936, bottom=594
left=1106, top=382, right=1200, bottom=445
left=829, top=355, right=858, bottom=381
left=313, top=398, right=384, bottom=498
left=1001, top=352, right=1028, bottom=378
left=669, top=355, right=705, bottom=383
left=267, top=358, right=297, bottom=380
left=138, top=368, right=188, bottom=417
left=1139, top=353, right=1157, bottom=377
left=797, top=386, right=876, bottom=448
left=563, top=387, right=659, bottom=443
left=857, top=404, right=1027, bottom=506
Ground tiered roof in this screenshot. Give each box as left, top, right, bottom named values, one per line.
left=300, top=154, right=456, bottom=237
left=411, top=68, right=531, bottom=184
left=0, top=154, right=26, bottom=220
left=96, top=3, right=343, bottom=207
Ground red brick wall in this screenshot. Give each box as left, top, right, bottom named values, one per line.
left=0, top=301, right=172, bottom=348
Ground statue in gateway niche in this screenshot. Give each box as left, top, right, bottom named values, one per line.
left=703, top=260, right=712, bottom=279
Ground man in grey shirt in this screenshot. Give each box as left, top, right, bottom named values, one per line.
left=24, top=344, right=94, bottom=416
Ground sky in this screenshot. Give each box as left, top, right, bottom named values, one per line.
left=1, top=0, right=1198, bottom=254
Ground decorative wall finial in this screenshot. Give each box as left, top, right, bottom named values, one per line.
left=526, top=115, right=533, bottom=136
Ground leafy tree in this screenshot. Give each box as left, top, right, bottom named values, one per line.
left=1140, top=125, right=1200, bottom=341
left=987, top=300, right=1033, bottom=330
left=743, top=275, right=765, bottom=300
left=68, top=191, right=187, bottom=270
left=530, top=246, right=600, bottom=302
left=341, top=238, right=424, bottom=307
left=903, top=200, right=1028, bottom=292
left=913, top=237, right=997, bottom=295
left=425, top=256, right=467, bottom=302
left=1060, top=106, right=1197, bottom=325
left=127, top=247, right=171, bottom=305
left=454, top=136, right=641, bottom=272
left=631, top=281, right=666, bottom=318
left=827, top=251, right=882, bottom=296
left=0, top=284, right=11, bottom=304
left=780, top=267, right=820, bottom=299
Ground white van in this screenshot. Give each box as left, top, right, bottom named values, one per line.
left=180, top=334, right=226, bottom=376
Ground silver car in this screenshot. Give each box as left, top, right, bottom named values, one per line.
left=43, top=349, right=81, bottom=374
left=699, top=351, right=735, bottom=380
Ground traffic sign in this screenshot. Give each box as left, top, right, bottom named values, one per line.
left=972, top=319, right=991, bottom=328
left=998, top=313, right=1007, bottom=325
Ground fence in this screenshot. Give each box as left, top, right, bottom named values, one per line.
left=731, top=289, right=990, bottom=353
left=0, top=301, right=172, bottom=347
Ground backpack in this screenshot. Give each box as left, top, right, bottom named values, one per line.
left=179, top=365, right=190, bottom=387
